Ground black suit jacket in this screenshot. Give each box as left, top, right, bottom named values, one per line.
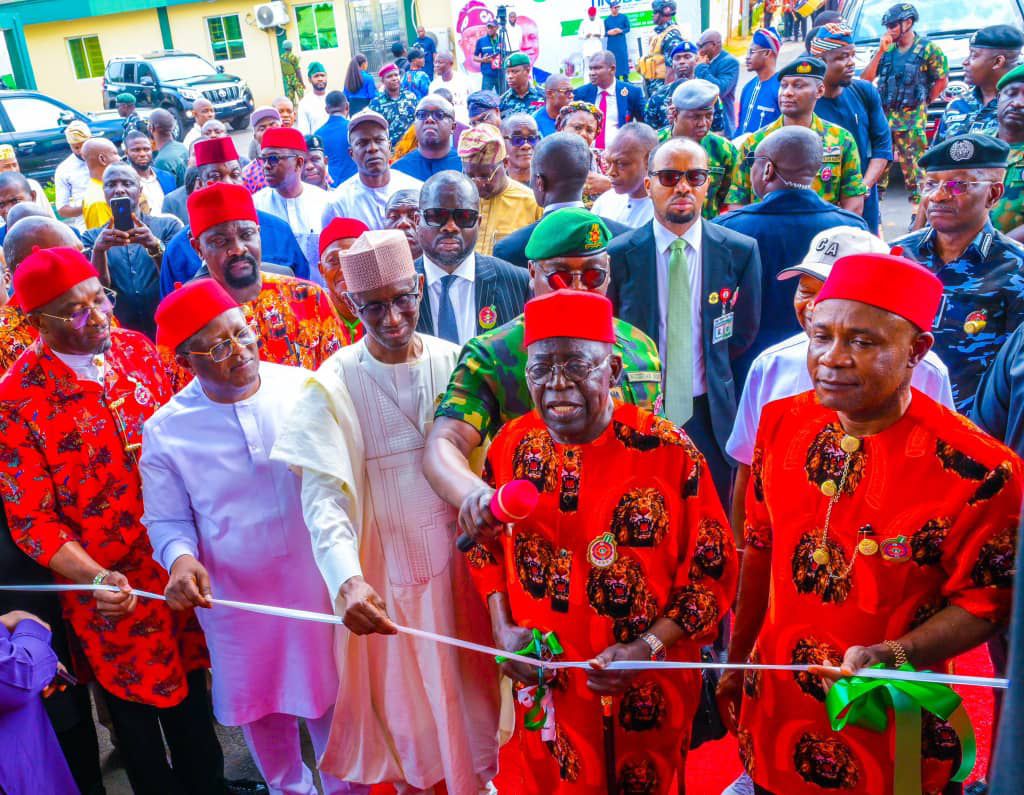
left=574, top=81, right=646, bottom=126
left=415, top=253, right=531, bottom=339
left=607, top=221, right=762, bottom=455
left=494, top=214, right=633, bottom=269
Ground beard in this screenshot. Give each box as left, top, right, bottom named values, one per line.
left=429, top=235, right=468, bottom=268
left=222, top=254, right=261, bottom=289
left=665, top=208, right=696, bottom=225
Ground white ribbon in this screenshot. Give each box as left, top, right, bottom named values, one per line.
left=0, top=584, right=1008, bottom=689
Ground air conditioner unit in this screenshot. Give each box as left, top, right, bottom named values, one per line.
left=254, top=1, right=289, bottom=29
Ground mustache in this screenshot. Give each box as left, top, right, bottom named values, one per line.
left=227, top=254, right=258, bottom=268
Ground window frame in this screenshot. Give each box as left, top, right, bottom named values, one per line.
left=294, top=2, right=339, bottom=52
left=67, top=35, right=105, bottom=80
left=205, top=13, right=247, bottom=62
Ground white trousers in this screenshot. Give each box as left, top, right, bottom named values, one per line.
left=241, top=709, right=371, bottom=795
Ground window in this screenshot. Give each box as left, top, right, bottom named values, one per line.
left=2, top=97, right=66, bottom=132
left=207, top=15, right=246, bottom=61
left=296, top=3, right=338, bottom=51
left=68, top=35, right=104, bottom=80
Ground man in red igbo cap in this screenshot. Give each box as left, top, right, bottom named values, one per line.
left=0, top=247, right=224, bottom=792
left=160, top=135, right=310, bottom=298
left=719, top=253, right=1024, bottom=795
left=142, top=280, right=356, bottom=795
left=459, top=290, right=736, bottom=794
left=253, top=126, right=333, bottom=275
left=317, top=217, right=368, bottom=344
left=186, top=181, right=342, bottom=371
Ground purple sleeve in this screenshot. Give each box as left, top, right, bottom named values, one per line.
left=0, top=620, right=58, bottom=710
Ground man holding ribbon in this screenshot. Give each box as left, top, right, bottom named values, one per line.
left=272, top=230, right=500, bottom=794
left=718, top=252, right=1023, bottom=795
left=459, top=289, right=736, bottom=794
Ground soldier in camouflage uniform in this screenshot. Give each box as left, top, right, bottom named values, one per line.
left=424, top=207, right=663, bottom=510
left=499, top=53, right=545, bottom=119
left=369, top=63, right=419, bottom=147
left=861, top=3, right=947, bottom=205
left=892, top=134, right=1024, bottom=413
left=935, top=26, right=1023, bottom=144
left=639, top=0, right=684, bottom=96
left=664, top=79, right=737, bottom=219
left=992, top=64, right=1024, bottom=238
left=727, top=56, right=867, bottom=212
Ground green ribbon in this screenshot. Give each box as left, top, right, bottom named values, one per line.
left=826, top=663, right=976, bottom=795
left=495, top=628, right=563, bottom=731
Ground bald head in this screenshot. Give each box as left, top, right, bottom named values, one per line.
left=757, top=126, right=823, bottom=188
left=82, top=138, right=120, bottom=179
left=4, top=216, right=82, bottom=271
left=420, top=170, right=480, bottom=209
left=6, top=201, right=49, bottom=229
left=533, top=132, right=591, bottom=205
left=649, top=136, right=709, bottom=171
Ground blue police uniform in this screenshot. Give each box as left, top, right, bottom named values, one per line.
left=934, top=87, right=1000, bottom=144
left=893, top=223, right=1024, bottom=413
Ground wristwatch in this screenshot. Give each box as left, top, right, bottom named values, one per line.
left=146, top=239, right=165, bottom=257
left=639, top=631, right=666, bottom=662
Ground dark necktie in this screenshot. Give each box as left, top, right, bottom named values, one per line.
left=438, top=274, right=460, bottom=344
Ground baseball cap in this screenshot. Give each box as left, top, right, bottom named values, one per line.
left=778, top=227, right=889, bottom=282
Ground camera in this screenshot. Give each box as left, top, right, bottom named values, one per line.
left=496, top=4, right=508, bottom=25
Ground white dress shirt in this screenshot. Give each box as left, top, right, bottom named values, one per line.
left=725, top=333, right=957, bottom=465
left=542, top=199, right=586, bottom=215
left=253, top=184, right=332, bottom=281
left=323, top=169, right=424, bottom=231
left=590, top=190, right=653, bottom=227
left=430, top=72, right=471, bottom=124
left=595, top=84, right=619, bottom=144
left=52, top=350, right=104, bottom=383
left=139, top=172, right=165, bottom=216
left=54, top=154, right=91, bottom=231
left=654, top=218, right=706, bottom=396
left=297, top=91, right=328, bottom=135
left=423, top=252, right=477, bottom=345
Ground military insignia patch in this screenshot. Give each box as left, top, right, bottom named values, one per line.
left=796, top=63, right=812, bottom=74
left=949, top=139, right=975, bottom=162
left=586, top=222, right=603, bottom=249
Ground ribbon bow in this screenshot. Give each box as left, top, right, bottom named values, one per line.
left=496, top=628, right=564, bottom=732
left=826, top=663, right=976, bottom=795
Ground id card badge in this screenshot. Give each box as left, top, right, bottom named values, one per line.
left=713, top=312, right=734, bottom=343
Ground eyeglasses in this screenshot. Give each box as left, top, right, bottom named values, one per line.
left=747, top=47, right=770, bottom=56
left=541, top=266, right=608, bottom=291
left=922, top=179, right=994, bottom=197
left=649, top=168, right=710, bottom=188
left=550, top=87, right=575, bottom=97
left=258, top=154, right=299, bottom=167
left=526, top=355, right=611, bottom=386
left=37, top=288, right=116, bottom=330
left=414, top=109, right=452, bottom=122
left=467, top=162, right=504, bottom=183
left=505, top=134, right=541, bottom=147
left=422, top=208, right=480, bottom=228
left=188, top=322, right=259, bottom=363
left=351, top=292, right=420, bottom=321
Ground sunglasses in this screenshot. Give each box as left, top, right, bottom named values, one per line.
left=505, top=134, right=541, bottom=147
left=259, top=154, right=298, bottom=168
left=414, top=109, right=452, bottom=122
left=649, top=168, right=710, bottom=188
left=541, top=267, right=608, bottom=291
left=37, top=288, right=116, bottom=330
left=422, top=208, right=480, bottom=228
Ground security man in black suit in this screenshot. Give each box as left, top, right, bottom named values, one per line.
left=608, top=137, right=762, bottom=502
left=414, top=170, right=531, bottom=344
left=494, top=132, right=632, bottom=268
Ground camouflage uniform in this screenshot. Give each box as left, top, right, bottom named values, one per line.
left=876, top=37, right=948, bottom=202
left=991, top=142, right=1024, bottom=235
left=369, top=89, right=419, bottom=147
left=892, top=223, right=1024, bottom=412
left=436, top=314, right=663, bottom=438
left=646, top=80, right=726, bottom=134
left=701, top=132, right=738, bottom=219
left=727, top=114, right=867, bottom=207
left=643, top=23, right=684, bottom=95
left=121, top=112, right=150, bottom=139
left=934, top=87, right=999, bottom=144
left=499, top=85, right=545, bottom=118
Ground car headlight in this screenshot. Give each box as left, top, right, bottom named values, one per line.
left=179, top=89, right=200, bottom=101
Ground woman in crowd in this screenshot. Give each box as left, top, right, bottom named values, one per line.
left=344, top=54, right=377, bottom=114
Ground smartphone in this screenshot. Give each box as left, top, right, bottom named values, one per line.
left=110, top=196, right=133, bottom=232
left=55, top=667, right=78, bottom=687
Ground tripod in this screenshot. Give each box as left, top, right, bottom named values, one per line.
left=493, top=21, right=514, bottom=94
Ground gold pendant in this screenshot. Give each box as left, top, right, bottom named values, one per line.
left=820, top=479, right=837, bottom=497
left=840, top=435, right=861, bottom=454
left=812, top=547, right=830, bottom=565
left=858, top=538, right=879, bottom=556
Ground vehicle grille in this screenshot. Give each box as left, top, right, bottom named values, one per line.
left=203, top=86, right=240, bottom=103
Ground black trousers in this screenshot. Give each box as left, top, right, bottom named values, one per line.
left=683, top=394, right=734, bottom=510
left=52, top=684, right=106, bottom=795
left=101, top=669, right=224, bottom=795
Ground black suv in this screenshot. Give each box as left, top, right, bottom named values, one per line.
left=0, top=90, right=124, bottom=184
left=103, top=50, right=253, bottom=138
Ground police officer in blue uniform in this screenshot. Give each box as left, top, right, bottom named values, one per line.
left=893, top=134, right=1024, bottom=413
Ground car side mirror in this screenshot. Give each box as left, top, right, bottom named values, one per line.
left=140, top=75, right=154, bottom=86
left=216, top=65, right=225, bottom=74
left=58, top=109, right=74, bottom=126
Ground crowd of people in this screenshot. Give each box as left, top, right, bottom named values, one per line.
left=3, top=1, right=1024, bottom=794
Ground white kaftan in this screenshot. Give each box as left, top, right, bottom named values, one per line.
left=254, top=184, right=333, bottom=282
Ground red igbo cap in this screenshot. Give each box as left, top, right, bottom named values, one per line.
left=379, top=63, right=399, bottom=79
left=523, top=290, right=615, bottom=346
left=188, top=182, right=259, bottom=238
left=261, top=126, right=307, bottom=152
left=816, top=253, right=943, bottom=331
left=155, top=278, right=240, bottom=352
left=194, top=136, right=239, bottom=166
left=14, top=247, right=99, bottom=313
left=319, top=217, right=369, bottom=256
left=588, top=6, right=597, bottom=15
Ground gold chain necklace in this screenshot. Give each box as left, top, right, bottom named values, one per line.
left=813, top=433, right=871, bottom=579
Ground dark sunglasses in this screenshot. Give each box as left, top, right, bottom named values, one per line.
left=649, top=168, right=710, bottom=188
left=259, top=154, right=298, bottom=168
left=542, top=267, right=608, bottom=291
left=414, top=109, right=452, bottom=122
left=505, top=134, right=540, bottom=147
left=422, top=208, right=480, bottom=228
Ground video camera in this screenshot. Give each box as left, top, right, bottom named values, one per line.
left=496, top=4, right=508, bottom=26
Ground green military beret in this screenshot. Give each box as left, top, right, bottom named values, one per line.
left=525, top=208, right=612, bottom=260
left=919, top=134, right=1010, bottom=171
left=506, top=52, right=531, bottom=69
left=777, top=55, right=826, bottom=81
left=998, top=63, right=1024, bottom=92
left=115, top=92, right=137, bottom=104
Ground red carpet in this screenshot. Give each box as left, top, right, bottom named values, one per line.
left=369, top=647, right=996, bottom=794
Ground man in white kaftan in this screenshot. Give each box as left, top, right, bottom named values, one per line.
left=141, top=277, right=361, bottom=795
left=272, top=229, right=499, bottom=795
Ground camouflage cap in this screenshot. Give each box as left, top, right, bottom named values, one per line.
left=525, top=207, right=612, bottom=261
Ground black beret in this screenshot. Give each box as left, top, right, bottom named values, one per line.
left=777, top=55, right=826, bottom=81
left=919, top=134, right=1010, bottom=172
left=304, top=134, right=324, bottom=152
left=970, top=25, right=1024, bottom=50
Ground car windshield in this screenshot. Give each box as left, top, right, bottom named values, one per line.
left=853, top=0, right=1022, bottom=41
left=149, top=55, right=218, bottom=81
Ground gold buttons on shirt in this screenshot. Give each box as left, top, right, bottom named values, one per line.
left=858, top=538, right=879, bottom=556
left=820, top=479, right=838, bottom=497
left=840, top=435, right=861, bottom=454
